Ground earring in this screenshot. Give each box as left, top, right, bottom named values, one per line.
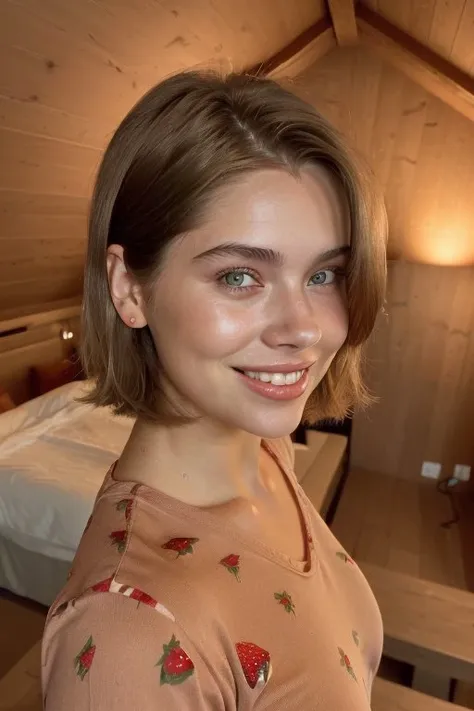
left=129, top=316, right=136, bottom=325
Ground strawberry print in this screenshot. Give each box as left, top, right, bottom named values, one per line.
left=116, top=498, right=133, bottom=522
left=130, top=588, right=158, bottom=609
left=352, top=630, right=360, bottom=647
left=74, top=636, right=96, bottom=681
left=336, top=551, right=354, bottom=565
left=157, top=634, right=194, bottom=685
left=110, top=529, right=127, bottom=553
left=236, top=642, right=271, bottom=690
left=220, top=554, right=241, bottom=581
left=338, top=647, right=357, bottom=681
left=91, top=577, right=114, bottom=593
left=162, top=537, right=199, bottom=557
left=274, top=590, right=296, bottom=615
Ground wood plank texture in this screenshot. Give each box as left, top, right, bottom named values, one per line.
left=366, top=0, right=474, bottom=76
left=0, top=0, right=325, bottom=313
left=361, top=562, right=474, bottom=683
left=331, top=468, right=467, bottom=588
left=357, top=4, right=474, bottom=123
left=372, top=677, right=465, bottom=710
left=246, top=18, right=336, bottom=78
left=328, top=0, right=358, bottom=45
left=350, top=262, right=474, bottom=482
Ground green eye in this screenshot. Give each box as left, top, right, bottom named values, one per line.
left=310, top=270, right=334, bottom=285
left=221, top=270, right=257, bottom=289
left=224, top=272, right=245, bottom=287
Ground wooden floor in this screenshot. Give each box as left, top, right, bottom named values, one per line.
left=331, top=467, right=467, bottom=589
left=0, top=592, right=46, bottom=680
left=331, top=467, right=474, bottom=707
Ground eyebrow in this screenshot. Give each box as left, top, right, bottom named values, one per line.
left=192, top=242, right=351, bottom=267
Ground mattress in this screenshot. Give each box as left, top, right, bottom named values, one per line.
left=0, top=381, right=134, bottom=570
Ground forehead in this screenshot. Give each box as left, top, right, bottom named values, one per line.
left=172, top=167, right=350, bottom=260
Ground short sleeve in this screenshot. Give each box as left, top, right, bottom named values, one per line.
left=42, top=591, right=228, bottom=710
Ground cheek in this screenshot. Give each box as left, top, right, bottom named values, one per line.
left=151, top=292, right=257, bottom=359
left=319, top=297, right=349, bottom=352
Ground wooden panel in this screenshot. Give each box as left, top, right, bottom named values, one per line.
left=356, top=4, right=474, bottom=124
left=299, top=432, right=347, bottom=517
left=361, top=562, right=474, bottom=683
left=365, top=0, right=474, bottom=76
left=299, top=46, right=474, bottom=266
left=0, top=128, right=100, bottom=197
left=331, top=468, right=467, bottom=589
left=372, top=677, right=465, bottom=711
left=0, top=639, right=42, bottom=711
left=0, top=0, right=325, bottom=313
left=351, top=263, right=474, bottom=482
left=327, top=0, right=358, bottom=45
left=294, top=47, right=474, bottom=484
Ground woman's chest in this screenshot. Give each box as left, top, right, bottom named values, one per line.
left=218, top=555, right=383, bottom=711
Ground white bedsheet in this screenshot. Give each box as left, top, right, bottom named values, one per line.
left=0, top=381, right=134, bottom=562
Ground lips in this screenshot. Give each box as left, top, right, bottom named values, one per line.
left=232, top=362, right=314, bottom=374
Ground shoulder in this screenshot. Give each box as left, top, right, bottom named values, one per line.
left=42, top=589, right=231, bottom=710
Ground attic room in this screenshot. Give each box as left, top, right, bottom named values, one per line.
left=0, top=1, right=474, bottom=709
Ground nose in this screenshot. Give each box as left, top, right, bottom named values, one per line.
left=261, top=292, right=322, bottom=352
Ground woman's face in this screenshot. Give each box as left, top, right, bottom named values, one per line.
left=145, top=167, right=350, bottom=438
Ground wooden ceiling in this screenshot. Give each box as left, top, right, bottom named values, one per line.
left=1, top=0, right=474, bottom=318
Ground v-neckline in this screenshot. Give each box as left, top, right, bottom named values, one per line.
left=105, top=438, right=318, bottom=577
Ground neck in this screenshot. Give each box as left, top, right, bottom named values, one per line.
left=114, top=416, right=268, bottom=507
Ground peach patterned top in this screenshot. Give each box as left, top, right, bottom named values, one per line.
left=42, top=436, right=383, bottom=710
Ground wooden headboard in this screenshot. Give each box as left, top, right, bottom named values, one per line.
left=0, top=298, right=81, bottom=405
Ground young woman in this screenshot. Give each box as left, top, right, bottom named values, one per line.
left=42, top=70, right=387, bottom=710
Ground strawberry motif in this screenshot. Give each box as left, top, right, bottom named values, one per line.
left=338, top=647, right=357, bottom=681
left=220, top=554, right=241, bottom=581
left=74, top=636, right=96, bottom=681
left=274, top=590, right=296, bottom=615
left=352, top=630, right=360, bottom=647
left=110, top=529, right=127, bottom=553
left=116, top=498, right=133, bottom=522
left=162, top=537, right=199, bottom=557
left=336, top=551, right=354, bottom=565
left=236, top=642, right=271, bottom=689
left=130, top=588, right=158, bottom=609
left=157, top=634, right=194, bottom=685
left=91, top=577, right=114, bottom=593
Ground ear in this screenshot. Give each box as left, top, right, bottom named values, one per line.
left=106, top=244, right=148, bottom=328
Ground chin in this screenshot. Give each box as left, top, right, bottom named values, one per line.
left=228, top=406, right=305, bottom=441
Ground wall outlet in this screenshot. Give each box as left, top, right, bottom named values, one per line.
left=421, top=461, right=442, bottom=479
left=454, top=464, right=471, bottom=482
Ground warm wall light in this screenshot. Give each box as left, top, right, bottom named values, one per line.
left=60, top=328, right=74, bottom=341
left=406, top=223, right=474, bottom=266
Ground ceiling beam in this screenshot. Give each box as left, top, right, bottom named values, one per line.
left=327, top=0, right=358, bottom=46
left=246, top=17, right=335, bottom=79
left=356, top=4, right=474, bottom=123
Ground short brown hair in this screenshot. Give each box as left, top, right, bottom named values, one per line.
left=81, top=70, right=387, bottom=425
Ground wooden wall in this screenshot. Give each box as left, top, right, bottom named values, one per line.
left=296, top=46, right=474, bottom=482
left=0, top=0, right=324, bottom=317
left=352, top=263, right=474, bottom=481
left=364, top=0, right=474, bottom=76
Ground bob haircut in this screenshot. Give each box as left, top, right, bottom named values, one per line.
left=81, top=70, right=387, bottom=426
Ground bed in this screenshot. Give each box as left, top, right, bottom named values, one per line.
left=0, top=381, right=134, bottom=606
left=0, top=377, right=348, bottom=608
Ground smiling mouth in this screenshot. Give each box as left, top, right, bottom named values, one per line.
left=232, top=368, right=307, bottom=386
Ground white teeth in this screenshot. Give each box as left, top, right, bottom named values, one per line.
left=242, top=370, right=304, bottom=385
